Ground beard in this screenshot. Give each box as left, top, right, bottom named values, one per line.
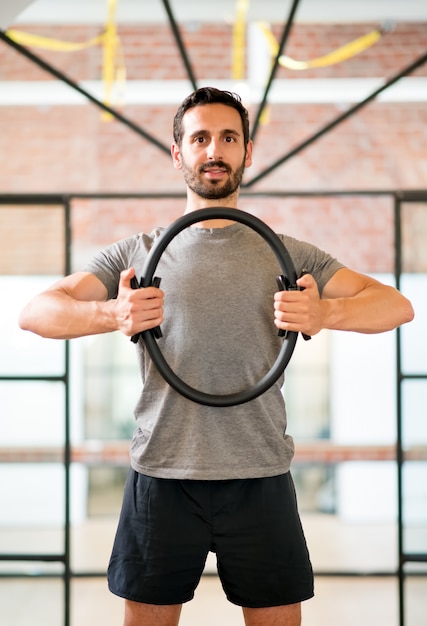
left=180, top=157, right=246, bottom=200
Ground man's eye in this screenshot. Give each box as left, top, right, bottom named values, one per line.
left=195, top=137, right=205, bottom=143
left=225, top=136, right=235, bottom=143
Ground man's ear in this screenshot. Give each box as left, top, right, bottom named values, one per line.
left=171, top=143, right=182, bottom=170
left=245, top=140, right=253, bottom=168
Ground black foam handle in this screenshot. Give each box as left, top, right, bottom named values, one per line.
left=130, top=275, right=163, bottom=343
left=276, top=273, right=311, bottom=341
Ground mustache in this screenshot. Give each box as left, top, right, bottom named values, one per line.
left=199, top=160, right=231, bottom=174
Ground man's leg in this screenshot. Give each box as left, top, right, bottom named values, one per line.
left=124, top=600, right=182, bottom=626
left=242, top=602, right=301, bottom=626
left=109, top=473, right=210, bottom=621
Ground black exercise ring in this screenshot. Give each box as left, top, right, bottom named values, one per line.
left=140, top=207, right=298, bottom=407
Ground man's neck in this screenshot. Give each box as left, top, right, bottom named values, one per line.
left=184, top=191, right=239, bottom=228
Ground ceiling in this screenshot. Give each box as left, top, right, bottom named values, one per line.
left=2, top=0, right=427, bottom=28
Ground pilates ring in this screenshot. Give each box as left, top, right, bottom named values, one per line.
left=135, top=207, right=299, bottom=407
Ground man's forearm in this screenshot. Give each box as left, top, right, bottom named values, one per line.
left=19, top=291, right=118, bottom=339
left=321, top=283, right=414, bottom=334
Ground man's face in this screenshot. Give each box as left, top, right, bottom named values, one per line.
left=171, top=103, right=252, bottom=201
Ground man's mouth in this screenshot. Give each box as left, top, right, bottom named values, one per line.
left=201, top=162, right=229, bottom=174
left=200, top=164, right=230, bottom=180
left=204, top=168, right=226, bottom=175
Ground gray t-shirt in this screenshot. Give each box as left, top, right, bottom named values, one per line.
left=85, top=221, right=344, bottom=480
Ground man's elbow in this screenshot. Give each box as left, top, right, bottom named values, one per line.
left=18, top=305, right=32, bottom=331
left=396, top=293, right=415, bottom=328
left=18, top=302, right=44, bottom=336
left=402, top=300, right=415, bottom=326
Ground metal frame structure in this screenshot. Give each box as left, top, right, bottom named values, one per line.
left=393, top=191, right=427, bottom=626
left=0, top=194, right=72, bottom=625
left=0, top=189, right=426, bottom=626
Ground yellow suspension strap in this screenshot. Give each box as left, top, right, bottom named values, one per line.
left=258, top=21, right=384, bottom=70
left=6, top=0, right=126, bottom=120
left=102, top=0, right=124, bottom=120
left=5, top=28, right=104, bottom=51
left=232, top=0, right=271, bottom=125
left=232, top=0, right=250, bottom=80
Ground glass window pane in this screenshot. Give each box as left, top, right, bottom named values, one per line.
left=71, top=466, right=126, bottom=572
left=304, top=510, right=397, bottom=573
left=403, top=462, right=427, bottom=561
left=402, top=380, right=427, bottom=447
left=335, top=461, right=397, bottom=522
left=0, top=464, right=87, bottom=558
left=0, top=276, right=65, bottom=377
left=0, top=464, right=65, bottom=541
left=402, top=203, right=427, bottom=274
left=0, top=205, right=65, bottom=275
left=401, top=202, right=427, bottom=375
left=0, top=381, right=65, bottom=446
left=82, top=333, right=140, bottom=440
left=330, top=277, right=397, bottom=446
left=296, top=461, right=397, bottom=573
left=284, top=331, right=330, bottom=440
left=400, top=274, right=427, bottom=375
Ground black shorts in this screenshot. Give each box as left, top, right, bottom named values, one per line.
left=108, top=470, right=314, bottom=608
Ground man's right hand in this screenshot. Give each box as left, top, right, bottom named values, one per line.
left=115, top=268, right=164, bottom=337
left=19, top=268, right=163, bottom=340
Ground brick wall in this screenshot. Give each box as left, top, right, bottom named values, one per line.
left=1, top=99, right=426, bottom=193
left=1, top=20, right=426, bottom=272
left=1, top=22, right=426, bottom=80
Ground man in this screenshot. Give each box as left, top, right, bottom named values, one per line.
left=19, top=87, right=414, bottom=626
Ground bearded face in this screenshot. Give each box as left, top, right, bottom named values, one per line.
left=179, top=156, right=247, bottom=200
left=172, top=103, right=253, bottom=202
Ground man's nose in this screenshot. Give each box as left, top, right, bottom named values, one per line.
left=206, top=139, right=222, bottom=160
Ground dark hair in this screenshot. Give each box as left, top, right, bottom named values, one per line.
left=173, top=86, right=250, bottom=147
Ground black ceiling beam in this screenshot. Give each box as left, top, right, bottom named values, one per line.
left=162, top=0, right=198, bottom=91
left=0, top=29, right=172, bottom=156
left=243, top=49, right=427, bottom=188
left=250, top=0, right=301, bottom=143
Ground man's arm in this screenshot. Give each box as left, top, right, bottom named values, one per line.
left=19, top=268, right=164, bottom=340
left=274, top=267, right=414, bottom=336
